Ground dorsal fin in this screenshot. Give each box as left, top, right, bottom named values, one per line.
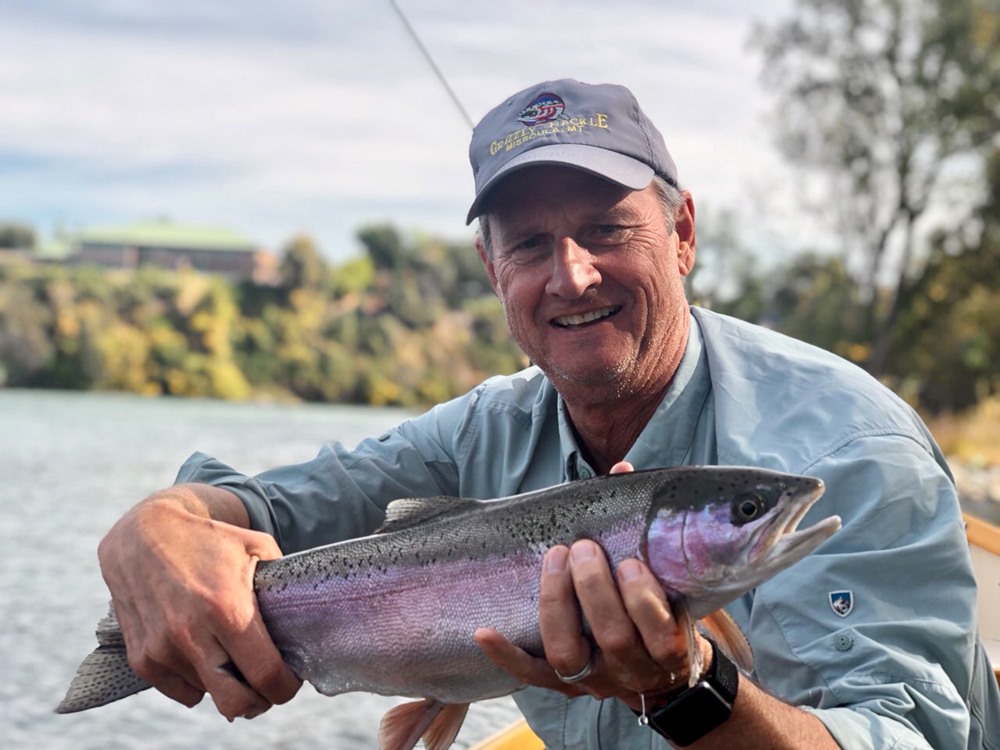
left=377, top=496, right=483, bottom=534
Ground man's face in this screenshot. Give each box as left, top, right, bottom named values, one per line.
left=478, top=166, right=696, bottom=401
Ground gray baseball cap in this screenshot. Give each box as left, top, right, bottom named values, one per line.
left=465, top=79, right=678, bottom=224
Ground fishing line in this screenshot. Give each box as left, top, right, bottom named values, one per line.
left=387, top=0, right=474, bottom=130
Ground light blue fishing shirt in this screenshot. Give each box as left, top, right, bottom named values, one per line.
left=177, top=307, right=1000, bottom=750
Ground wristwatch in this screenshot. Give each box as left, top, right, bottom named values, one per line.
left=640, top=639, right=740, bottom=746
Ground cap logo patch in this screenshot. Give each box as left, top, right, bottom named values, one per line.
left=488, top=96, right=609, bottom=158
left=517, top=93, right=566, bottom=126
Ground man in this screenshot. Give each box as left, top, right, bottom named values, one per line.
left=98, top=80, right=999, bottom=748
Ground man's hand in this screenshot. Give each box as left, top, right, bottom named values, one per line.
left=97, top=484, right=301, bottom=720
left=475, top=461, right=710, bottom=708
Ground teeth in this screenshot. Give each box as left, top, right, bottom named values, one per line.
left=554, top=306, right=618, bottom=327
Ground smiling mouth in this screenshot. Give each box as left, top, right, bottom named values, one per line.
left=552, top=306, right=622, bottom=328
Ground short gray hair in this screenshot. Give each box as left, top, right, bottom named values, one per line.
left=477, top=175, right=684, bottom=259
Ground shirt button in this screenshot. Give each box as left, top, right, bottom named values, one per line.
left=834, top=633, right=854, bottom=652
left=578, top=468, right=594, bottom=479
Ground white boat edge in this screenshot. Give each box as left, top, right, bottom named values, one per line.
left=966, top=514, right=1000, bottom=680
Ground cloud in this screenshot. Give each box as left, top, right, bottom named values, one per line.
left=0, top=0, right=801, bottom=260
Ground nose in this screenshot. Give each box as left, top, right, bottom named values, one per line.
left=545, top=238, right=601, bottom=298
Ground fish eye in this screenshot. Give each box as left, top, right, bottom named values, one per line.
left=734, top=492, right=766, bottom=522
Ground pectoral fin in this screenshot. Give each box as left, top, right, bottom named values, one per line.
left=671, top=602, right=752, bottom=687
left=700, top=608, right=753, bottom=673
left=671, top=601, right=704, bottom=688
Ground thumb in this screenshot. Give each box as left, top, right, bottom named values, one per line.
left=609, top=461, right=635, bottom=475
left=239, top=527, right=284, bottom=562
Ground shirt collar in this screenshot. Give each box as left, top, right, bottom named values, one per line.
left=624, top=313, right=710, bottom=469
left=556, top=311, right=709, bottom=480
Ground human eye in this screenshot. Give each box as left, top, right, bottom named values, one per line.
left=590, top=224, right=632, bottom=245
left=518, top=234, right=545, bottom=251
left=503, top=233, right=549, bottom=261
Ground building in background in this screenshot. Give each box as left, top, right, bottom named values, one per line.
left=65, top=220, right=277, bottom=283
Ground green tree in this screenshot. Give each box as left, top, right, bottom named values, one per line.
left=686, top=207, right=769, bottom=324
left=443, top=239, right=493, bottom=303
left=892, top=149, right=1000, bottom=410
left=331, top=256, right=375, bottom=298
left=756, top=0, right=1000, bottom=374
left=358, top=225, right=408, bottom=271
left=0, top=224, right=529, bottom=406
left=280, top=234, right=328, bottom=292
left=767, top=254, right=868, bottom=363
left=0, top=222, right=35, bottom=249
left=0, top=269, right=54, bottom=384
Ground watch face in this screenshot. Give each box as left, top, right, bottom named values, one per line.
left=650, top=683, right=733, bottom=747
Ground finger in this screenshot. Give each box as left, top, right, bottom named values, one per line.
left=215, top=553, right=302, bottom=707
left=474, top=628, right=585, bottom=697
left=568, top=540, right=638, bottom=659
left=140, top=604, right=271, bottom=721
left=243, top=529, right=284, bottom=563
left=617, top=560, right=676, bottom=634
left=135, top=659, right=206, bottom=708
left=113, top=598, right=207, bottom=706
left=617, top=559, right=690, bottom=680
left=196, top=554, right=300, bottom=719
left=191, top=642, right=272, bottom=721
left=218, top=609, right=301, bottom=708
left=538, top=546, right=593, bottom=678
left=609, top=461, right=634, bottom=475
left=567, top=541, right=666, bottom=699
left=130, top=572, right=275, bottom=721
left=153, top=678, right=205, bottom=708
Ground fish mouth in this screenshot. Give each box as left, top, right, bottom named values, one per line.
left=752, top=479, right=840, bottom=565
left=551, top=305, right=621, bottom=328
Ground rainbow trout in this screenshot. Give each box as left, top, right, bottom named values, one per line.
left=57, top=466, right=840, bottom=749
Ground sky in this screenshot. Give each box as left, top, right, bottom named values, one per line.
left=0, top=0, right=806, bottom=263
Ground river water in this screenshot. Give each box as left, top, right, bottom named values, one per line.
left=0, top=389, right=520, bottom=750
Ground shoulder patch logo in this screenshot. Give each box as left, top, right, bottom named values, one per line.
left=517, top=93, right=566, bottom=126
left=829, top=590, right=854, bottom=617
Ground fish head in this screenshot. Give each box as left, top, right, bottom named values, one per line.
left=642, top=467, right=840, bottom=617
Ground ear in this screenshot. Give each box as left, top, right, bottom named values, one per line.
left=475, top=234, right=503, bottom=301
left=675, top=190, right=696, bottom=277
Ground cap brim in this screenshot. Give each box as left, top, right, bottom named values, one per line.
left=465, top=144, right=655, bottom=224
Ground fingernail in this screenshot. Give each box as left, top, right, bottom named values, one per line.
left=619, top=559, right=642, bottom=582
left=545, top=546, right=568, bottom=573
left=571, top=541, right=596, bottom=563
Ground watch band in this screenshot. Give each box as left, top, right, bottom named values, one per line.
left=642, top=639, right=739, bottom=746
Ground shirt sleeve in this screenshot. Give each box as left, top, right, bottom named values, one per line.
left=748, top=433, right=978, bottom=749
left=173, top=392, right=473, bottom=554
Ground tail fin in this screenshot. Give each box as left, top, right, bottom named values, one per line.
left=55, top=604, right=152, bottom=714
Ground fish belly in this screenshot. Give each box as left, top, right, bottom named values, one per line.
left=258, top=550, right=543, bottom=703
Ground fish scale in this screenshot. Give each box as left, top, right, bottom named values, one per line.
left=57, top=466, right=840, bottom=750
